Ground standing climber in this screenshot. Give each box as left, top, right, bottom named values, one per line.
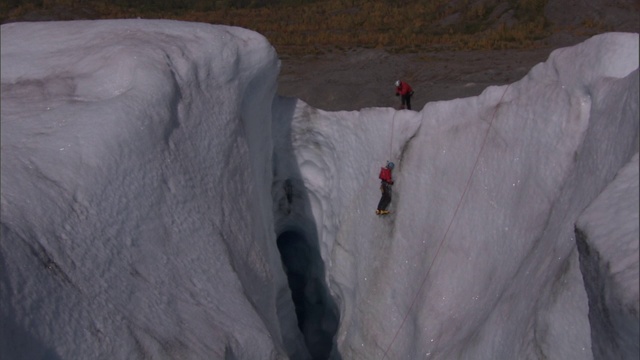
left=395, top=80, right=414, bottom=110
left=376, top=161, right=395, bottom=215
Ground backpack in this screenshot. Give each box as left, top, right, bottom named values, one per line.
left=379, top=167, right=392, bottom=183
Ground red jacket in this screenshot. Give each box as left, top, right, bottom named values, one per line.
left=396, top=81, right=413, bottom=96
left=379, top=167, right=393, bottom=184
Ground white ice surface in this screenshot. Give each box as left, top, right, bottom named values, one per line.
left=1, top=19, right=307, bottom=359
left=575, top=153, right=639, bottom=359
left=290, top=32, right=638, bottom=360
left=577, top=153, right=639, bottom=317
left=1, top=20, right=638, bottom=360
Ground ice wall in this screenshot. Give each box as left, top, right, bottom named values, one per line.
left=576, top=153, right=639, bottom=359
left=275, top=33, right=639, bottom=359
left=1, top=20, right=308, bottom=359
left=1, top=19, right=638, bottom=360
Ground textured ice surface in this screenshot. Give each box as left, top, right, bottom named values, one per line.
left=1, top=20, right=638, bottom=359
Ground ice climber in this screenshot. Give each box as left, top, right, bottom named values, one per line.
left=376, top=161, right=395, bottom=215
left=395, top=80, right=414, bottom=110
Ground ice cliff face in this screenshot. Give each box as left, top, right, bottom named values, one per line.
left=576, top=153, right=639, bottom=359
left=274, top=32, right=638, bottom=359
left=1, top=20, right=638, bottom=360
left=1, top=20, right=307, bottom=359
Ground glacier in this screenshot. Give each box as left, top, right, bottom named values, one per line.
left=1, top=20, right=638, bottom=360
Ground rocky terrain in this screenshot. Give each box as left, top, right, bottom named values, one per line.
left=277, top=0, right=639, bottom=111
left=277, top=46, right=558, bottom=111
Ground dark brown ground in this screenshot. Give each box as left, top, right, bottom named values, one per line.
left=276, top=0, right=639, bottom=112
left=276, top=35, right=591, bottom=112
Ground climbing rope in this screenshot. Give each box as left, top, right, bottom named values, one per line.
left=389, top=110, right=397, bottom=162
left=380, top=84, right=512, bottom=359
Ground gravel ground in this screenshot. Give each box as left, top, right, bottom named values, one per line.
left=276, top=40, right=586, bottom=112
left=276, top=0, right=638, bottom=112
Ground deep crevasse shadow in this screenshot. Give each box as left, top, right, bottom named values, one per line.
left=271, top=96, right=342, bottom=360
left=0, top=225, right=64, bottom=360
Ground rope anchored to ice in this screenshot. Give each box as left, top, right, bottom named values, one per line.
left=381, top=84, right=512, bottom=359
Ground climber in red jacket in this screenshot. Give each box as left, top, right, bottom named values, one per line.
left=395, top=80, right=414, bottom=110
left=376, top=161, right=395, bottom=215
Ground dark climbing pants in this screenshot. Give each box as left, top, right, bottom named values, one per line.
left=377, top=182, right=392, bottom=211
left=401, top=93, right=412, bottom=110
